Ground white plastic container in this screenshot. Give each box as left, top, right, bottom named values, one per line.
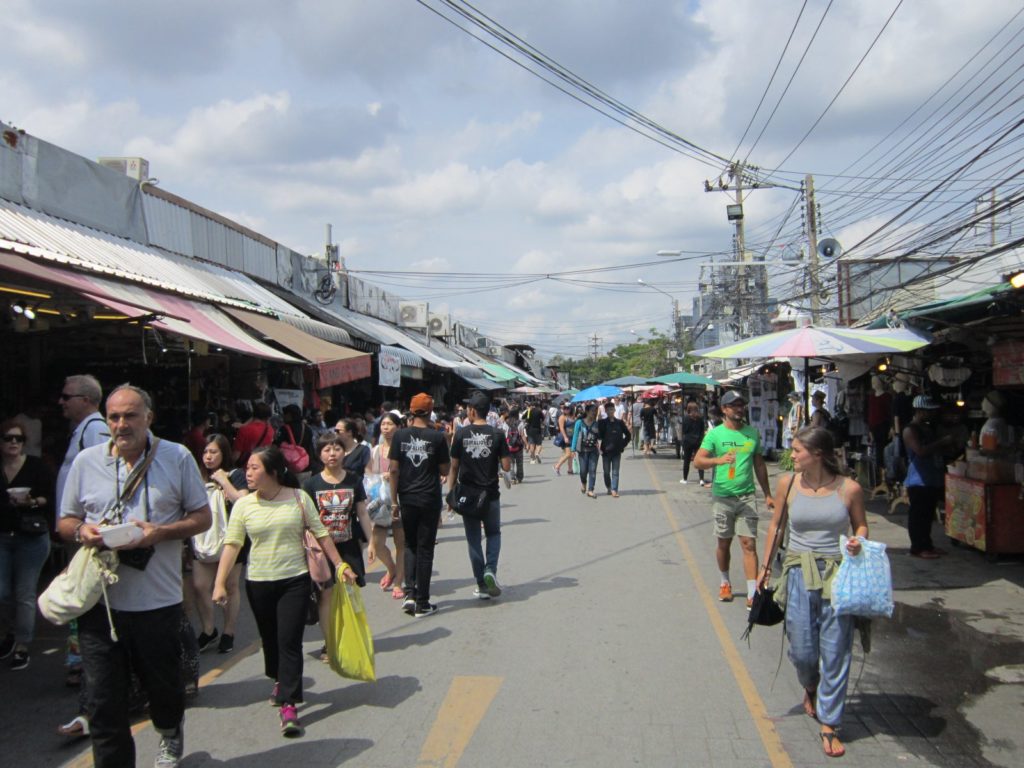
left=6, top=487, right=31, bottom=503
left=99, top=523, right=145, bottom=548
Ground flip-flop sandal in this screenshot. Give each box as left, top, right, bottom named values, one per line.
left=58, top=716, right=89, bottom=738
left=392, top=587, right=406, bottom=600
left=380, top=573, right=395, bottom=591
left=821, top=730, right=845, bottom=758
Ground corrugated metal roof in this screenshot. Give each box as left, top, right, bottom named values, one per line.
left=0, top=198, right=298, bottom=317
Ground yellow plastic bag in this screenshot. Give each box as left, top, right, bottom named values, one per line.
left=325, top=582, right=376, bottom=682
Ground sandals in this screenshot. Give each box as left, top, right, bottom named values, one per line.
left=58, top=715, right=89, bottom=738
left=392, top=587, right=406, bottom=600
left=586, top=491, right=596, bottom=498
left=821, top=729, right=845, bottom=758
left=380, top=573, right=395, bottom=591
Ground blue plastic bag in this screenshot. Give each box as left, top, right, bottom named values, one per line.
left=831, top=536, right=894, bottom=618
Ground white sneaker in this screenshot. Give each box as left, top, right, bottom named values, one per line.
left=679, top=479, right=689, bottom=484
left=154, top=724, right=184, bottom=767
left=473, top=587, right=491, bottom=600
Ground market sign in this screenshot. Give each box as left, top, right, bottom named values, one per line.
left=379, top=347, right=402, bottom=388
left=992, top=341, right=1024, bottom=386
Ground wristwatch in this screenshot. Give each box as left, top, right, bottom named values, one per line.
left=73, top=521, right=86, bottom=544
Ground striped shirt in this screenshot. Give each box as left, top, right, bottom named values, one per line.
left=226, top=489, right=328, bottom=582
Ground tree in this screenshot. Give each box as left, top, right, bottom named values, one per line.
left=552, top=329, right=700, bottom=387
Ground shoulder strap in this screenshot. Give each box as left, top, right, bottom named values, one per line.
left=762, top=473, right=799, bottom=578
left=259, top=422, right=271, bottom=445
left=119, top=438, right=162, bottom=504
left=79, top=415, right=106, bottom=450
left=284, top=424, right=297, bottom=444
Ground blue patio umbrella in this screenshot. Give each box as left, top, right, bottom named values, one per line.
left=570, top=385, right=623, bottom=403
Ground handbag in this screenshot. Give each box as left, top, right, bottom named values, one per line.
left=325, top=581, right=376, bottom=682
left=446, top=482, right=489, bottom=518
left=832, top=536, right=894, bottom=618
left=741, top=475, right=797, bottom=641
left=38, top=548, right=120, bottom=637
left=304, top=529, right=332, bottom=587
left=37, top=439, right=161, bottom=636
left=281, top=425, right=310, bottom=473
left=18, top=509, right=49, bottom=535
left=305, top=581, right=320, bottom=626
left=191, top=484, right=227, bottom=562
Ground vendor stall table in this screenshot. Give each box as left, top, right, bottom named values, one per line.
left=944, top=475, right=1024, bottom=559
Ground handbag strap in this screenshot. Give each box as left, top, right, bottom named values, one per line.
left=760, top=472, right=799, bottom=583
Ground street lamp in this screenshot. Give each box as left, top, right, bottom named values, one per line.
left=637, top=279, right=681, bottom=353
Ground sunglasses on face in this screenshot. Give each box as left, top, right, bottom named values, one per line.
left=2, top=434, right=26, bottom=443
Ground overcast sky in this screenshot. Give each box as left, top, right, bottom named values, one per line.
left=3, top=1, right=1022, bottom=359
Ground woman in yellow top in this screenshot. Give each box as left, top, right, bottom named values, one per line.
left=213, top=444, right=353, bottom=738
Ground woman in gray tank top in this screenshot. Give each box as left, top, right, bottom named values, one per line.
left=758, top=427, right=869, bottom=758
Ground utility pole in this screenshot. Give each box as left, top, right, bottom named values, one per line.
left=704, top=162, right=800, bottom=342
left=804, top=174, right=820, bottom=324
left=589, top=333, right=601, bottom=360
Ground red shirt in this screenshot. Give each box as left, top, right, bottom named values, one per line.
left=233, top=419, right=272, bottom=464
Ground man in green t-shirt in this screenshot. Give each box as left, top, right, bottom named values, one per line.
left=694, top=390, right=774, bottom=607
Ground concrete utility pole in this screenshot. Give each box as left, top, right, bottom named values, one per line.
left=589, top=333, right=601, bottom=360
left=804, top=174, right=820, bottom=324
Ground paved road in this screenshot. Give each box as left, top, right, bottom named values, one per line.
left=6, top=445, right=1017, bottom=766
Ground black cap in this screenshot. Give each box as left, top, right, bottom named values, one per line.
left=463, top=391, right=490, bottom=413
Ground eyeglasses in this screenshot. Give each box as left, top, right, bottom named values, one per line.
left=2, top=434, right=26, bottom=443
left=59, top=392, right=85, bottom=402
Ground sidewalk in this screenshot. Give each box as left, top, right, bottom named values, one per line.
left=660, top=450, right=1024, bottom=767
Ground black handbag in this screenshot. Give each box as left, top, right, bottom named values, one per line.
left=446, top=483, right=489, bottom=518
left=746, top=586, right=785, bottom=627
left=18, top=510, right=49, bottom=535
left=741, top=475, right=797, bottom=642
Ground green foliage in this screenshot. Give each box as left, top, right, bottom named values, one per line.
left=551, top=329, right=701, bottom=389
left=778, top=448, right=794, bottom=471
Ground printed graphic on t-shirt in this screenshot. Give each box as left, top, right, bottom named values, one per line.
left=462, top=431, right=493, bottom=459
left=315, top=488, right=354, bottom=542
left=401, top=435, right=432, bottom=467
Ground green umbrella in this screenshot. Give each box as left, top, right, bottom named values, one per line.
left=650, top=371, right=717, bottom=387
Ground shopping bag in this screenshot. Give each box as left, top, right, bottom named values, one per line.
left=325, top=582, right=376, bottom=682
left=831, top=536, right=894, bottom=618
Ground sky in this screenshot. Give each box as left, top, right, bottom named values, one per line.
left=3, top=0, right=1023, bottom=360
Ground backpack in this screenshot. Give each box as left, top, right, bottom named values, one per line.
left=506, top=421, right=523, bottom=452
left=192, top=484, right=227, bottom=562
left=580, top=422, right=599, bottom=451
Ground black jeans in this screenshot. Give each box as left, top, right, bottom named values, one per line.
left=79, top=602, right=184, bottom=768
left=401, top=502, right=441, bottom=607
left=907, top=485, right=941, bottom=553
left=245, top=573, right=311, bottom=705
left=682, top=442, right=704, bottom=482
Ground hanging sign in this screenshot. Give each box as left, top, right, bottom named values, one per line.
left=379, top=348, right=402, bottom=388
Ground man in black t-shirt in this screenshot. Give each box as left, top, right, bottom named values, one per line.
left=388, top=393, right=450, bottom=617
left=448, top=391, right=511, bottom=600
left=524, top=400, right=545, bottom=464
left=597, top=400, right=631, bottom=497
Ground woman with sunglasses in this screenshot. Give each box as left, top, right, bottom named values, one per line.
left=0, top=418, right=53, bottom=670
left=191, top=434, right=248, bottom=654
left=334, top=418, right=371, bottom=481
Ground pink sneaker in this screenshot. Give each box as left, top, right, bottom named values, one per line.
left=280, top=704, right=301, bottom=737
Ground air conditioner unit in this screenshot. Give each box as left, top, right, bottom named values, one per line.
left=398, top=301, right=428, bottom=328
left=427, top=313, right=451, bottom=337
left=98, top=156, right=150, bottom=181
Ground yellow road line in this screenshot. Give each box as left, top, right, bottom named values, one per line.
left=416, top=675, right=503, bottom=768
left=646, top=462, right=794, bottom=768
left=62, top=640, right=260, bottom=768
